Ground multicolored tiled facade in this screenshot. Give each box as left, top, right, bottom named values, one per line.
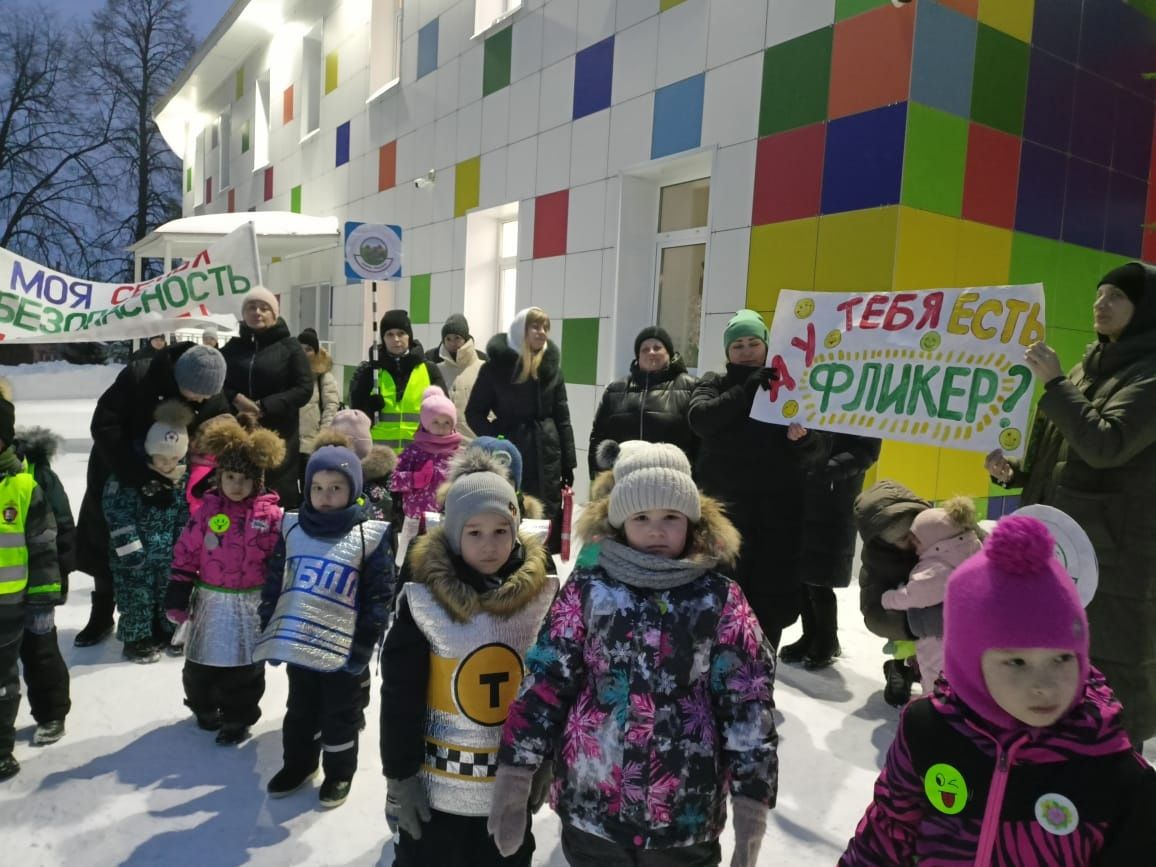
left=174, top=0, right=1156, bottom=503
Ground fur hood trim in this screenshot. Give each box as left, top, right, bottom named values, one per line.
left=0, top=377, right=11, bottom=402
left=589, top=469, right=615, bottom=502
left=309, top=347, right=333, bottom=376
left=522, top=493, right=545, bottom=520
left=577, top=493, right=740, bottom=568
left=407, top=528, right=553, bottom=623
left=362, top=444, right=397, bottom=480
left=14, top=427, right=62, bottom=463
left=197, top=415, right=286, bottom=470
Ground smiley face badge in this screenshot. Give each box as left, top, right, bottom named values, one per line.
left=923, top=763, right=968, bottom=815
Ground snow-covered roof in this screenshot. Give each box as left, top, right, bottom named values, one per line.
left=129, top=211, right=340, bottom=261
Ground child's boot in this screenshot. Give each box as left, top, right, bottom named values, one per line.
left=122, top=639, right=160, bottom=664
left=267, top=765, right=318, bottom=798
left=319, top=777, right=352, bottom=809
left=0, top=754, right=18, bottom=781
left=32, top=720, right=65, bottom=746
left=216, top=723, right=250, bottom=746
left=882, top=659, right=913, bottom=707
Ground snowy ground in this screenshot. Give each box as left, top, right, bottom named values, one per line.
left=1, top=365, right=1152, bottom=866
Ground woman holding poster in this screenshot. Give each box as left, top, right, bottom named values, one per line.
left=688, top=309, right=828, bottom=648
left=986, top=262, right=1156, bottom=749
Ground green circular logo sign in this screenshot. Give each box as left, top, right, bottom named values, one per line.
left=924, top=763, right=968, bottom=815
left=208, top=513, right=231, bottom=535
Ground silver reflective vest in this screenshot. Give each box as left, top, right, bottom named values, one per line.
left=254, top=514, right=390, bottom=672
left=401, top=575, right=558, bottom=816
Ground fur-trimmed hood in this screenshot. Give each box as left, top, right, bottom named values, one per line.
left=576, top=493, right=741, bottom=569
left=483, top=332, right=561, bottom=382
left=406, top=527, right=553, bottom=623
left=362, top=444, right=397, bottom=481
left=14, top=426, right=62, bottom=465
left=309, top=347, right=333, bottom=376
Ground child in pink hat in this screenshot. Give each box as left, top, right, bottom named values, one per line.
left=842, top=516, right=1156, bottom=866
left=390, top=387, right=462, bottom=564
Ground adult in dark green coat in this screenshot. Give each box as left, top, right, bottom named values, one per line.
left=986, top=262, right=1156, bottom=747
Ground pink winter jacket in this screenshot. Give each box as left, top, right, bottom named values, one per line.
left=881, top=531, right=982, bottom=612
left=169, top=490, right=283, bottom=593
left=390, top=442, right=457, bottom=518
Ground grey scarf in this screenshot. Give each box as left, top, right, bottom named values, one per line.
left=597, top=538, right=713, bottom=590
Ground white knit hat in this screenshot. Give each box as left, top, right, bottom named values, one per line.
left=603, top=440, right=700, bottom=528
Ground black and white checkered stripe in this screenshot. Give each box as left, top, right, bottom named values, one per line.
left=424, top=740, right=499, bottom=779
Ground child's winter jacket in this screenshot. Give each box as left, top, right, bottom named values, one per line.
left=840, top=673, right=1156, bottom=866
left=391, top=441, right=456, bottom=518
left=882, top=530, right=983, bottom=637
left=854, top=481, right=930, bottom=641
left=498, top=495, right=777, bottom=850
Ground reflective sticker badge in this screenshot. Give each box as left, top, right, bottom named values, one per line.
left=1035, top=793, right=1079, bottom=836
left=923, top=763, right=968, bottom=815
left=208, top=514, right=231, bottom=534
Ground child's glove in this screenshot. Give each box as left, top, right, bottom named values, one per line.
left=386, top=776, right=431, bottom=840
left=487, top=765, right=534, bottom=856
left=412, top=460, right=435, bottom=489
left=730, top=796, right=768, bottom=867
left=529, top=760, right=553, bottom=813
left=25, top=607, right=55, bottom=635
left=367, top=394, right=385, bottom=415
left=343, top=643, right=374, bottom=675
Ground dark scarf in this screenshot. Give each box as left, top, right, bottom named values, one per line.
left=0, top=447, right=22, bottom=477
left=451, top=543, right=527, bottom=594
left=296, top=500, right=363, bottom=537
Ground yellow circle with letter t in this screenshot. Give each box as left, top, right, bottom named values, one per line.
left=454, top=643, right=525, bottom=726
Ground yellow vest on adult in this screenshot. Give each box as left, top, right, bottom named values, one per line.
left=371, top=364, right=430, bottom=453
left=0, top=471, right=39, bottom=602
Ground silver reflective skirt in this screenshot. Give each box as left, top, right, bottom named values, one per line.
left=187, top=583, right=263, bottom=667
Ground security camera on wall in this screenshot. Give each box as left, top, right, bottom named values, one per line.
left=413, top=169, right=436, bottom=189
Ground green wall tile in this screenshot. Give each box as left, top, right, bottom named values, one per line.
left=659, top=0, right=688, bottom=10
left=902, top=103, right=969, bottom=217
left=759, top=27, right=833, bottom=137
left=235, top=68, right=244, bottom=101
left=241, top=121, right=250, bottom=154
left=483, top=27, right=512, bottom=97
left=185, top=167, right=192, bottom=193
left=971, top=24, right=1029, bottom=136
left=290, top=185, right=302, bottom=214
left=836, top=0, right=891, bottom=21
left=1046, top=325, right=1094, bottom=373
left=562, top=318, right=599, bottom=385
left=410, top=274, right=431, bottom=324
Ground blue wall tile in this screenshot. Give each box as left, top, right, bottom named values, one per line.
left=1015, top=141, right=1067, bottom=240
left=1032, top=0, right=1081, bottom=62
left=821, top=103, right=907, bottom=214
left=336, top=120, right=350, bottom=167
left=1112, top=89, right=1154, bottom=180
left=573, top=36, right=614, bottom=120
left=418, top=18, right=439, bottom=80
left=1069, top=71, right=1115, bottom=167
left=651, top=73, right=705, bottom=159
left=1022, top=49, right=1075, bottom=152
left=1104, top=171, right=1146, bottom=258
left=910, top=1, right=976, bottom=120
left=1062, top=157, right=1109, bottom=249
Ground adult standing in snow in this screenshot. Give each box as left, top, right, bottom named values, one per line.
left=587, top=325, right=697, bottom=478
left=296, top=328, right=341, bottom=466
left=349, top=309, right=446, bottom=454
left=985, top=262, right=1156, bottom=749
left=426, top=314, right=485, bottom=440
left=220, top=288, right=313, bottom=509
left=466, top=307, right=576, bottom=554
left=780, top=433, right=881, bottom=670
left=74, top=343, right=231, bottom=646
left=688, top=309, right=827, bottom=649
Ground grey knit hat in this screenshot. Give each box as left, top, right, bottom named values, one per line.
left=603, top=440, right=701, bottom=528
left=173, top=344, right=227, bottom=396
left=443, top=469, right=521, bottom=555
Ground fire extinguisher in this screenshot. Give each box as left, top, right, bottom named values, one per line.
left=560, top=485, right=574, bottom=561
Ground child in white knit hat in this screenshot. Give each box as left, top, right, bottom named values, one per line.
left=381, top=447, right=556, bottom=866
left=490, top=440, right=778, bottom=867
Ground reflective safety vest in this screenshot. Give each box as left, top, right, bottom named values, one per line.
left=0, top=471, right=37, bottom=605
left=371, top=363, right=430, bottom=453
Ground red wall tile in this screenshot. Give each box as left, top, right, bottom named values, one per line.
left=263, top=167, right=274, bottom=202
left=283, top=85, right=294, bottom=124
left=962, top=123, right=1021, bottom=229
left=227, top=188, right=235, bottom=213
left=752, top=123, right=826, bottom=225
left=829, top=4, right=915, bottom=121
left=379, top=140, right=397, bottom=192
left=533, top=189, right=569, bottom=259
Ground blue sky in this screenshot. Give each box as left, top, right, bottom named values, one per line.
left=52, top=0, right=235, bottom=40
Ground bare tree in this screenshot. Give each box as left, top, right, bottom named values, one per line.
left=0, top=9, right=120, bottom=275
left=90, top=0, right=194, bottom=279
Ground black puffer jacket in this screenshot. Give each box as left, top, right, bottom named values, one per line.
left=688, top=363, right=828, bottom=634
left=465, top=335, right=576, bottom=546
left=797, top=433, right=881, bottom=589
left=75, top=344, right=231, bottom=586
left=587, top=355, right=697, bottom=477
left=14, top=428, right=76, bottom=593
left=853, top=480, right=930, bottom=641
left=221, top=318, right=313, bottom=507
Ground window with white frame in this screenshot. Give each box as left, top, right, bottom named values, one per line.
left=474, top=0, right=521, bottom=36
left=302, top=25, right=322, bottom=137
left=655, top=177, right=709, bottom=369
left=498, top=219, right=518, bottom=332
left=369, top=0, right=403, bottom=98
left=218, top=110, right=231, bottom=189
left=463, top=203, right=519, bottom=345
left=192, top=128, right=206, bottom=206
left=253, top=71, right=271, bottom=168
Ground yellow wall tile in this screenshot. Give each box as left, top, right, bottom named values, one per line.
left=455, top=157, right=481, bottom=217
left=935, top=446, right=992, bottom=500
left=747, top=219, right=819, bottom=311
left=893, top=207, right=959, bottom=291
left=325, top=51, right=339, bottom=94
left=956, top=219, right=1013, bottom=288
left=814, top=207, right=899, bottom=292
left=875, top=440, right=940, bottom=500
left=978, top=0, right=1034, bottom=43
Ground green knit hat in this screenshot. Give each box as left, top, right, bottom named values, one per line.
left=723, top=309, right=768, bottom=351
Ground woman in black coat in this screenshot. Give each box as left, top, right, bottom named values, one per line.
left=688, top=309, right=827, bottom=649
left=465, top=307, right=576, bottom=552
left=74, top=342, right=231, bottom=646
left=780, top=433, right=881, bottom=669
left=587, top=325, right=697, bottom=478
left=220, top=288, right=313, bottom=507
